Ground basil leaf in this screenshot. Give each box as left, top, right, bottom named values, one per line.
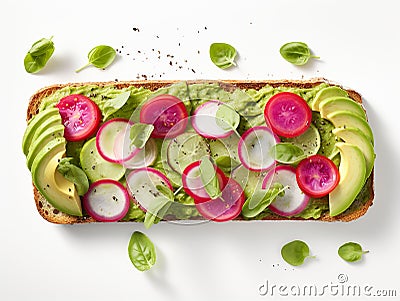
left=215, top=155, right=239, bottom=173
left=76, top=45, right=116, bottom=73
left=102, top=91, right=131, bottom=121
left=280, top=42, right=319, bottom=66
left=156, top=185, right=174, bottom=202
left=271, top=143, right=306, bottom=164
left=24, top=36, right=55, bottom=73
left=128, top=231, right=156, bottom=271
left=130, top=123, right=154, bottom=149
left=338, top=242, right=369, bottom=262
left=216, top=104, right=240, bottom=131
left=281, top=240, right=313, bottom=266
left=209, top=43, right=237, bottom=69
left=199, top=157, right=221, bottom=199
left=242, top=183, right=287, bottom=218
left=57, top=157, right=89, bottom=196
left=144, top=185, right=173, bottom=229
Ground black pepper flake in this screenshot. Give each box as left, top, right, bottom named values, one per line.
left=191, top=69, right=196, bottom=73
left=204, top=26, right=207, bottom=30
left=169, top=61, right=173, bottom=66
left=92, top=165, right=96, bottom=170
left=133, top=27, right=140, bottom=32
left=156, top=35, right=159, bottom=38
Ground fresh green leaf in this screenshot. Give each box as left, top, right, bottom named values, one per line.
left=216, top=104, right=240, bottom=131
left=338, top=242, right=369, bottom=262
left=102, top=91, right=131, bottom=121
left=156, top=184, right=174, bottom=201
left=24, top=36, right=55, bottom=73
left=76, top=45, right=116, bottom=73
left=271, top=143, right=306, bottom=164
left=279, top=42, right=319, bottom=66
left=209, top=43, right=237, bottom=69
left=215, top=155, right=239, bottom=173
left=143, top=185, right=174, bottom=229
left=128, top=231, right=156, bottom=271
left=199, top=157, right=221, bottom=199
left=130, top=123, right=154, bottom=149
left=57, top=157, right=89, bottom=195
left=281, top=240, right=312, bottom=266
left=242, top=183, right=287, bottom=218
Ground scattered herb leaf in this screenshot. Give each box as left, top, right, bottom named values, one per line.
left=128, top=231, right=156, bottom=271
left=130, top=123, right=154, bottom=149
left=102, top=91, right=131, bottom=121
left=279, top=42, right=319, bottom=66
left=144, top=185, right=173, bottom=229
left=57, top=157, right=89, bottom=195
left=76, top=45, right=116, bottom=73
left=281, top=240, right=313, bottom=266
left=209, top=42, right=237, bottom=69
left=272, top=143, right=307, bottom=164
left=338, top=242, right=369, bottom=262
left=199, top=156, right=221, bottom=199
left=24, top=36, right=55, bottom=73
left=216, top=104, right=240, bottom=131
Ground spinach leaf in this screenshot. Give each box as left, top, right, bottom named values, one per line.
left=130, top=123, right=154, bottom=149
left=241, top=183, right=287, bottom=218
left=216, top=104, right=240, bottom=131
left=102, top=91, right=131, bottom=121
left=281, top=240, right=313, bottom=266
left=128, top=231, right=156, bottom=271
left=57, top=157, right=89, bottom=195
left=271, top=143, right=306, bottom=164
left=76, top=45, right=116, bottom=73
left=24, top=36, right=55, bottom=73
left=209, top=43, right=237, bottom=69
left=200, top=157, right=221, bottom=199
left=338, top=242, right=369, bottom=262
left=279, top=42, right=319, bottom=66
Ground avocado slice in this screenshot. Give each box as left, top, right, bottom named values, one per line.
left=329, top=143, right=366, bottom=216
left=31, top=114, right=62, bottom=142
left=31, top=138, right=82, bottom=216
left=326, top=111, right=374, bottom=144
left=22, top=107, right=59, bottom=155
left=311, top=86, right=348, bottom=111
left=332, top=127, right=375, bottom=179
left=26, top=124, right=64, bottom=170
left=319, top=97, right=366, bottom=120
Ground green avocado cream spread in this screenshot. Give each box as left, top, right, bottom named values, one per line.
left=31, top=81, right=373, bottom=222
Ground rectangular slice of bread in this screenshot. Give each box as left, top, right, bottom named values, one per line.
left=26, top=78, right=374, bottom=224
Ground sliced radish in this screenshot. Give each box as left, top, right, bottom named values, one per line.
left=191, top=100, right=234, bottom=139
left=263, top=165, right=310, bottom=217
left=96, top=118, right=139, bottom=163
left=194, top=177, right=245, bottom=222
left=126, top=167, right=173, bottom=213
left=83, top=179, right=130, bottom=222
left=238, top=126, right=279, bottom=171
left=264, top=92, right=312, bottom=138
left=122, top=138, right=158, bottom=169
left=182, top=160, right=227, bottom=202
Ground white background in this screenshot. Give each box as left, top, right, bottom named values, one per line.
left=1, top=0, right=400, bottom=300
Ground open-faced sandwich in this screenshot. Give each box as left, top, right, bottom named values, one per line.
left=22, top=79, right=375, bottom=225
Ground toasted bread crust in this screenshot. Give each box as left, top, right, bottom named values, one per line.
left=26, top=78, right=374, bottom=224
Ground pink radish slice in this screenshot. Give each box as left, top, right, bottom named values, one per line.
left=238, top=126, right=279, bottom=171
left=191, top=100, right=234, bottom=139
left=194, top=177, right=245, bottom=222
left=96, top=118, right=139, bottom=163
left=83, top=179, right=130, bottom=222
left=262, top=165, right=310, bottom=216
left=126, top=167, right=173, bottom=213
left=182, top=160, right=227, bottom=201
left=122, top=138, right=158, bottom=169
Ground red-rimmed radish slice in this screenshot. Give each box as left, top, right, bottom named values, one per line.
left=194, top=177, right=245, bottom=222
left=296, top=155, right=339, bottom=198
left=191, top=100, right=234, bottom=139
left=83, top=179, right=130, bottom=222
left=264, top=92, right=312, bottom=138
left=126, top=167, right=173, bottom=213
left=56, top=94, right=101, bottom=142
left=182, top=160, right=227, bottom=202
left=122, top=138, right=158, bottom=169
left=140, top=94, right=188, bottom=139
left=262, top=165, right=309, bottom=216
left=96, top=118, right=139, bottom=163
left=238, top=126, right=279, bottom=171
